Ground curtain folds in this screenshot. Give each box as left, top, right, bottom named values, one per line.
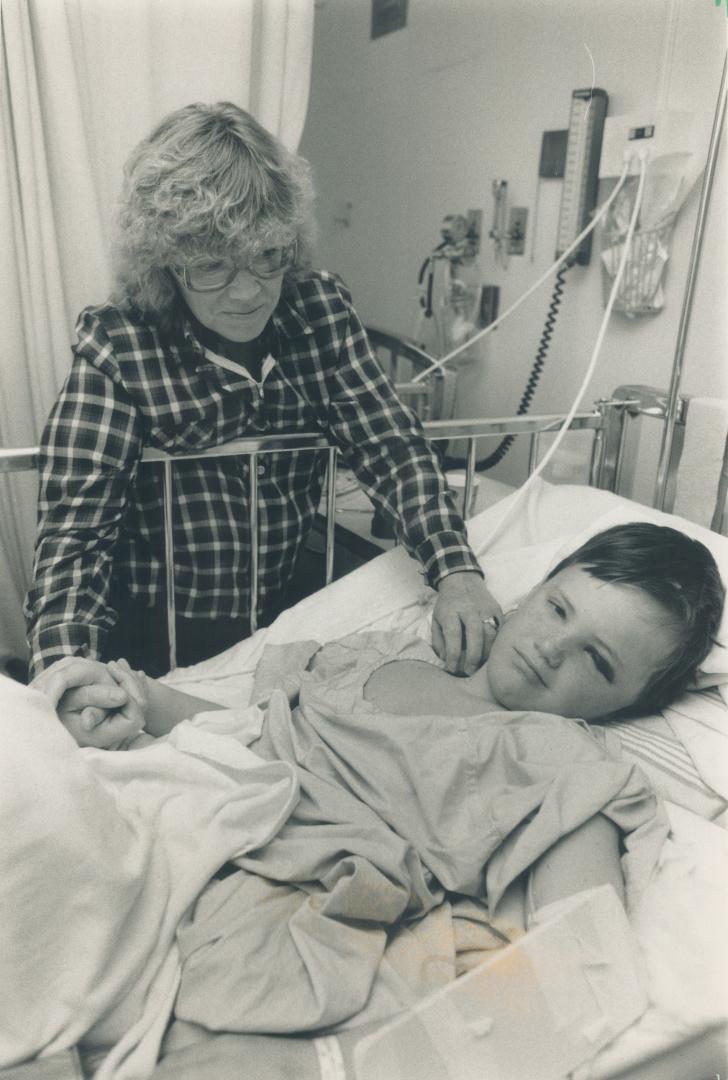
left=0, top=0, right=314, bottom=661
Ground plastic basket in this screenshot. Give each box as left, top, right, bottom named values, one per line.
left=600, top=214, right=677, bottom=316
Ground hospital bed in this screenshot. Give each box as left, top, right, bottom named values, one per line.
left=0, top=378, right=727, bottom=1080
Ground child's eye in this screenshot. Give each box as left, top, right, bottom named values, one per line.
left=586, top=647, right=614, bottom=682
left=548, top=599, right=566, bottom=619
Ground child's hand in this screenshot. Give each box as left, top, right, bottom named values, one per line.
left=32, top=657, right=128, bottom=747
left=108, top=659, right=150, bottom=744
left=34, top=656, right=148, bottom=749
left=76, top=659, right=149, bottom=750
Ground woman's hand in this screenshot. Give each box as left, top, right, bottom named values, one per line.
left=31, top=656, right=147, bottom=749
left=432, top=571, right=503, bottom=675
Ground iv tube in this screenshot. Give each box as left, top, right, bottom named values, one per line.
left=412, top=159, right=633, bottom=384
left=477, top=151, right=649, bottom=551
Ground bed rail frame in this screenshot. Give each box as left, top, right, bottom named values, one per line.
left=2, top=382, right=710, bottom=671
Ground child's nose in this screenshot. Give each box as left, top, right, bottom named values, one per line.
left=536, top=633, right=565, bottom=668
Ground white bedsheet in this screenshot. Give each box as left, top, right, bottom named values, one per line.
left=0, top=677, right=297, bottom=1079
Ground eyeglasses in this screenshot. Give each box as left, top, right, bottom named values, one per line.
left=174, top=242, right=297, bottom=292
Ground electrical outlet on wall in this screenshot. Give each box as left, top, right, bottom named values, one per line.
left=507, top=208, right=528, bottom=255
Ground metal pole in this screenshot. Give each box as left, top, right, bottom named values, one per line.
left=463, top=439, right=476, bottom=518
left=527, top=432, right=541, bottom=475
left=163, top=459, right=177, bottom=670
left=654, top=51, right=727, bottom=510
left=589, top=415, right=605, bottom=489
left=249, top=454, right=259, bottom=634
left=711, top=436, right=728, bottom=534
left=324, top=447, right=338, bottom=584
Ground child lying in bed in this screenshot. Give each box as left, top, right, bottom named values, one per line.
left=43, top=520, right=723, bottom=740
left=38, top=523, right=723, bottom=911
left=21, top=522, right=724, bottom=1071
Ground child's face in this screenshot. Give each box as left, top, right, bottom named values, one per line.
left=485, top=565, right=679, bottom=720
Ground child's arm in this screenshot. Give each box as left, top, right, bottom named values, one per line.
left=527, top=813, right=625, bottom=918
left=92, top=660, right=229, bottom=745
left=34, top=656, right=227, bottom=749
left=141, top=676, right=227, bottom=737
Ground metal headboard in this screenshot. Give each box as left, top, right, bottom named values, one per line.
left=366, top=325, right=448, bottom=421
left=4, top=382, right=720, bottom=672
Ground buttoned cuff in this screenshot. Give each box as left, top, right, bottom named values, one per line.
left=28, top=622, right=107, bottom=680
left=415, top=531, right=484, bottom=589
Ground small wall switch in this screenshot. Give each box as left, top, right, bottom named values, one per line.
left=507, top=207, right=528, bottom=255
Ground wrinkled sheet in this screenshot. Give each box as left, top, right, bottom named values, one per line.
left=174, top=632, right=667, bottom=1035
left=0, top=674, right=297, bottom=1079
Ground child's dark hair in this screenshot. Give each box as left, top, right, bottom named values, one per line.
left=548, top=522, right=725, bottom=714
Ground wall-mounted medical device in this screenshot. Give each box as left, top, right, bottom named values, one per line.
left=489, top=179, right=508, bottom=267
left=488, top=181, right=529, bottom=266
left=449, top=87, right=611, bottom=471
left=555, top=88, right=609, bottom=265
left=598, top=109, right=696, bottom=178
left=598, top=108, right=697, bottom=316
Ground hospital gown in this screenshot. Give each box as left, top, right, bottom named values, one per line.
left=174, top=632, right=667, bottom=1035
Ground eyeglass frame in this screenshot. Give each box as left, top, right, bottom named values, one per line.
left=171, top=240, right=298, bottom=293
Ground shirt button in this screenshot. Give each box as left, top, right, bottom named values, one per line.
left=256, top=463, right=266, bottom=476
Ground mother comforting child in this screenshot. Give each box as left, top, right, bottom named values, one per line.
left=26, top=521, right=724, bottom=1075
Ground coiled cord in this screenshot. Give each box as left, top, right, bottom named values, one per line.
left=445, top=261, right=571, bottom=472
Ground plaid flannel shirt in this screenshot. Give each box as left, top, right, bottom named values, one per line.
left=25, top=270, right=481, bottom=675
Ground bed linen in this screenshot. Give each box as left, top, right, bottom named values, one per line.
left=172, top=631, right=666, bottom=1036
left=0, top=675, right=298, bottom=1080
left=3, top=480, right=724, bottom=1079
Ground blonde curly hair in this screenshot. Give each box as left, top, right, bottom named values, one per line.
left=111, top=102, right=316, bottom=329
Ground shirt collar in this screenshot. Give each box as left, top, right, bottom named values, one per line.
left=203, top=348, right=276, bottom=387
left=179, top=320, right=274, bottom=389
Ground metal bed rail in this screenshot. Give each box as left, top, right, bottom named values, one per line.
left=0, top=388, right=685, bottom=669
left=366, top=326, right=448, bottom=421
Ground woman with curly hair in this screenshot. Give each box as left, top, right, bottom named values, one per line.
left=25, top=102, right=500, bottom=680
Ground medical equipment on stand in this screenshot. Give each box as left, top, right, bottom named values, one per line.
left=414, top=213, right=483, bottom=371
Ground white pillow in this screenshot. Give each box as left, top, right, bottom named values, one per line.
left=549, top=503, right=728, bottom=685
left=593, top=712, right=727, bottom=821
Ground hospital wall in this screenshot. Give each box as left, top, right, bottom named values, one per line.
left=300, top=0, right=727, bottom=495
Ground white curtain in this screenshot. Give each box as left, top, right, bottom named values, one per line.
left=0, top=0, right=314, bottom=662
